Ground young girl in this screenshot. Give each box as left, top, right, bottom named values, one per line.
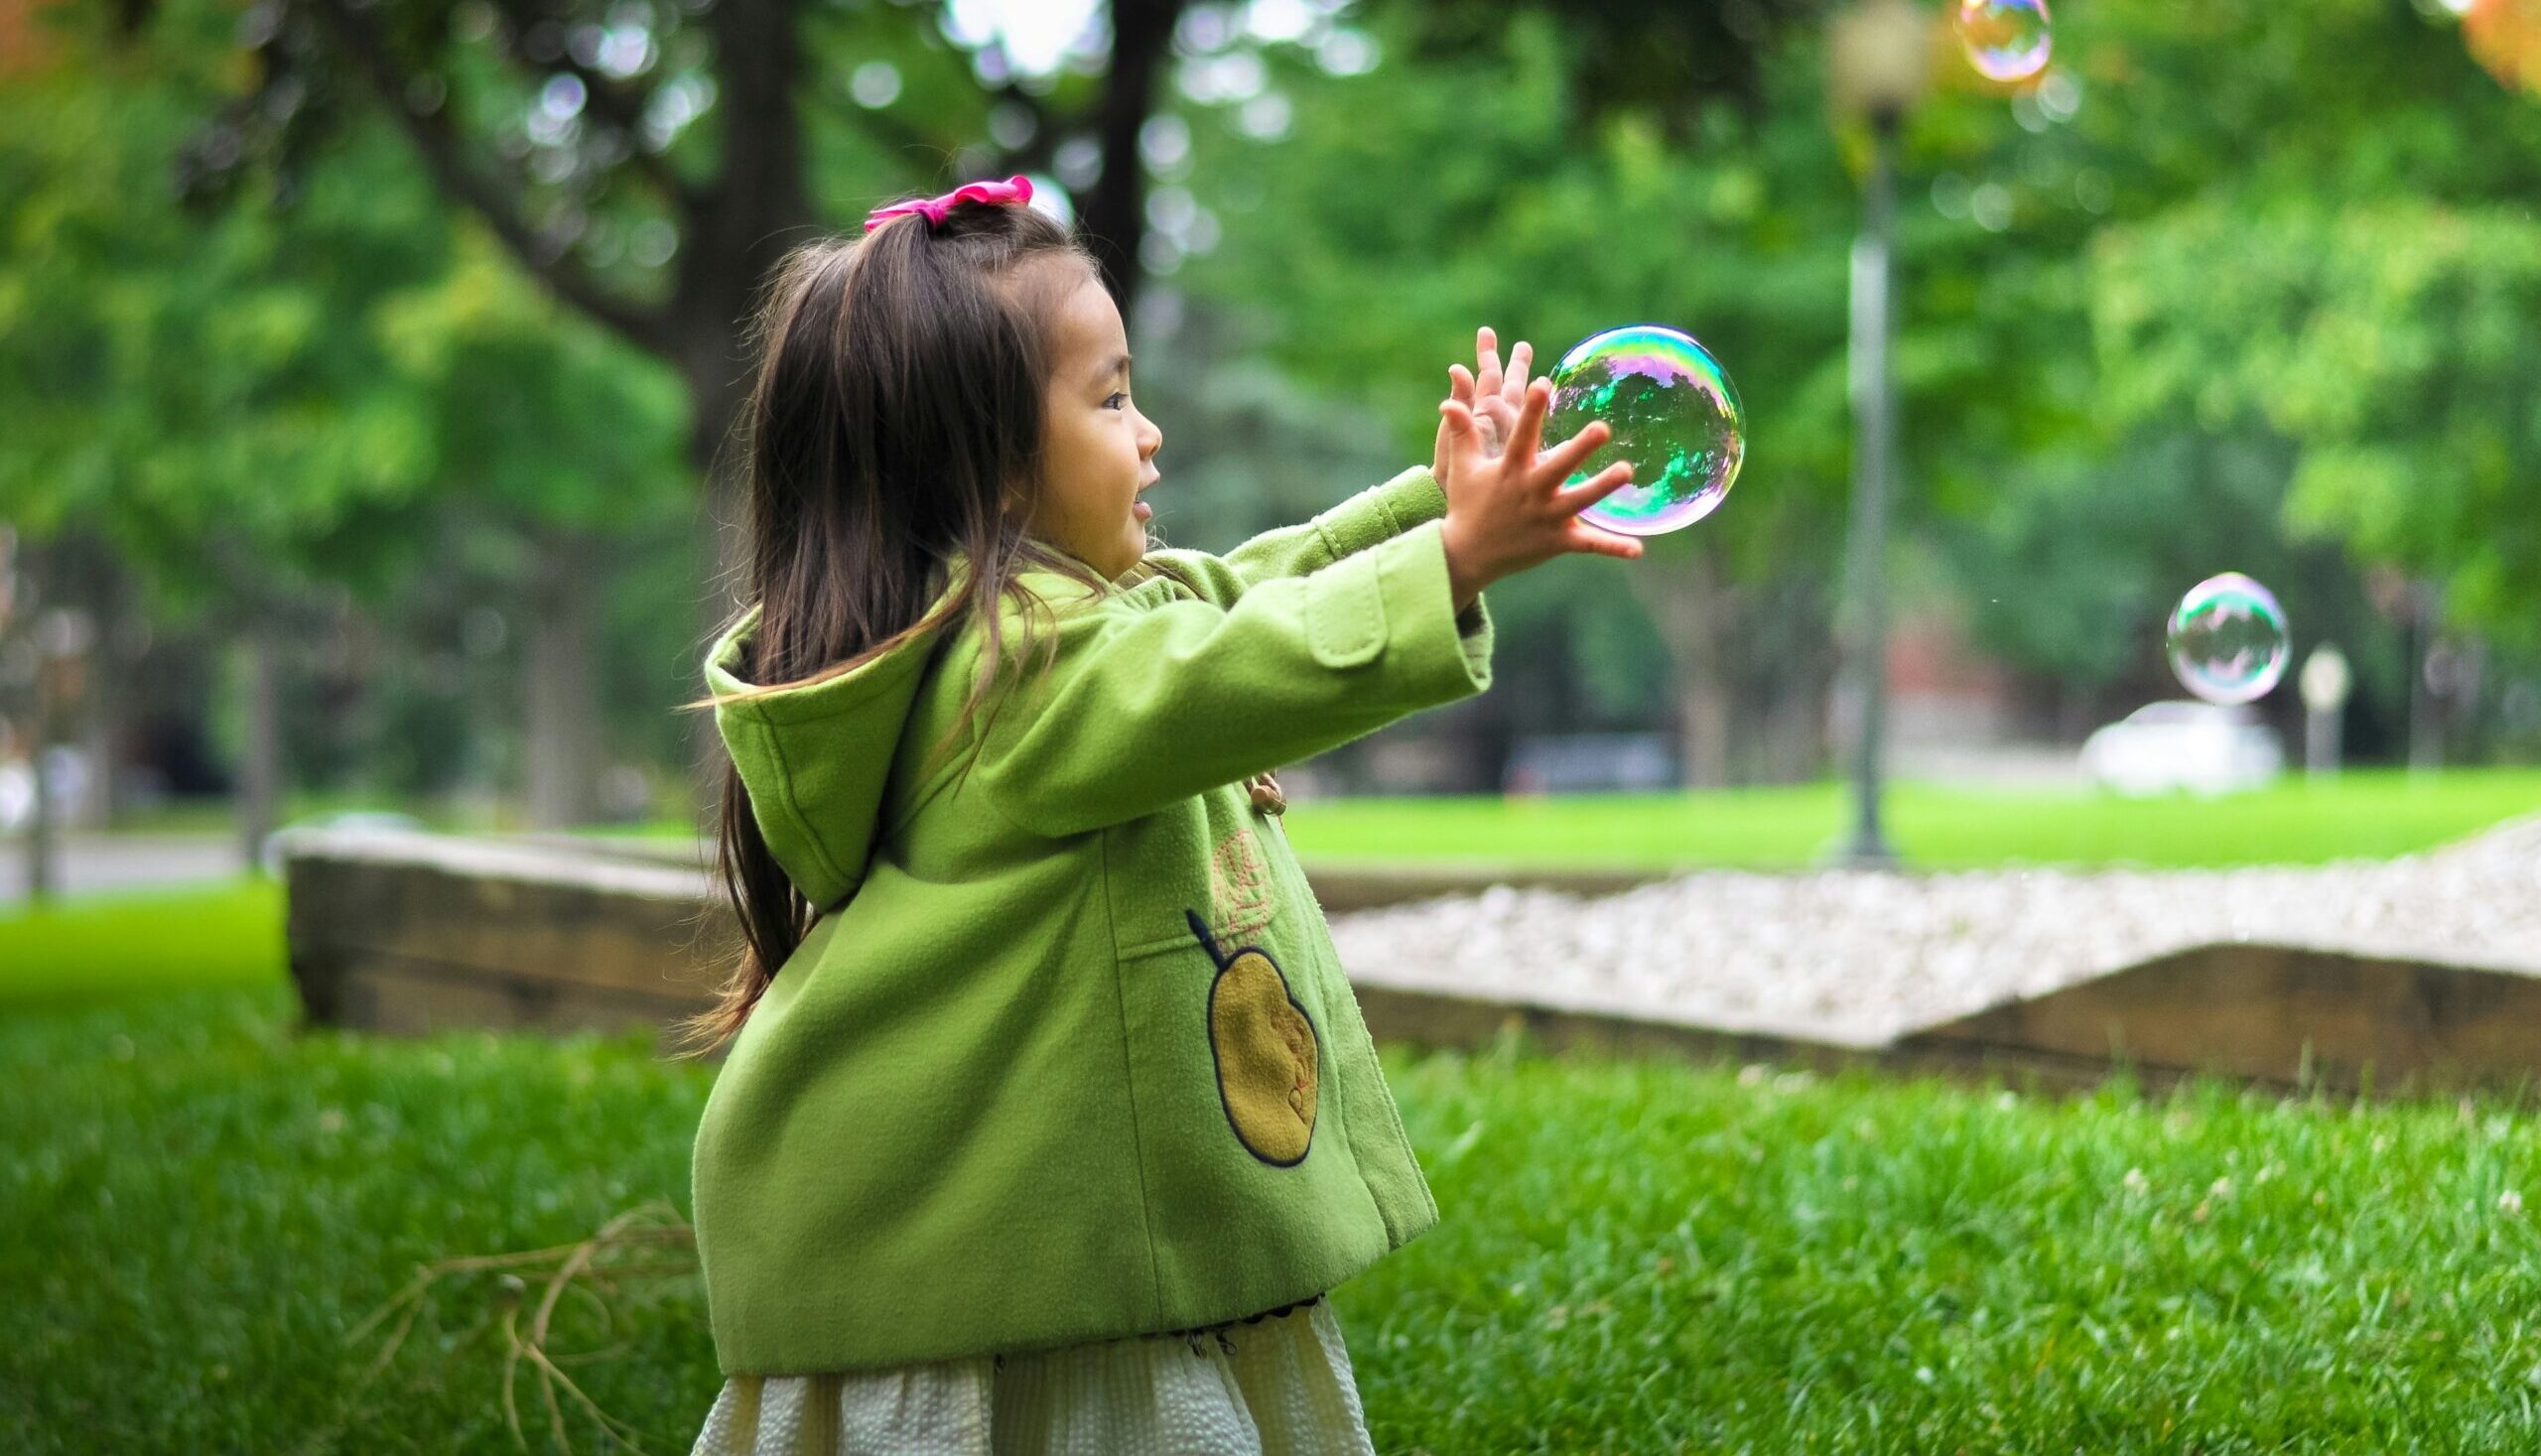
left=674, top=175, right=1641, bottom=1455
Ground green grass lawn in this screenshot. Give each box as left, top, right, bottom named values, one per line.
left=100, top=765, right=2541, bottom=874
left=0, top=880, right=284, bottom=1010
left=8, top=984, right=2541, bottom=1453
left=1275, top=767, right=2541, bottom=871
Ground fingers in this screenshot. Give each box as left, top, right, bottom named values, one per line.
left=1507, top=376, right=1552, bottom=464
left=1448, top=363, right=1476, bottom=410
left=1555, top=459, right=1637, bottom=512
left=1504, top=339, right=1533, bottom=402
left=1476, top=327, right=1502, bottom=400
left=1436, top=397, right=1481, bottom=463
left=1533, top=415, right=1610, bottom=485
left=1568, top=521, right=1647, bottom=561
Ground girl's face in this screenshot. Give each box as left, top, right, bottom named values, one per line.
left=1022, top=264, right=1162, bottom=581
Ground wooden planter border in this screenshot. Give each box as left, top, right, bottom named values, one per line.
left=277, top=829, right=2541, bottom=1098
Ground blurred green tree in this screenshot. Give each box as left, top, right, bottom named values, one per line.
left=170, top=0, right=1198, bottom=580
left=1178, top=8, right=1860, bottom=784
left=2093, top=199, right=2541, bottom=650
left=1, top=16, right=446, bottom=859
left=0, top=11, right=691, bottom=852
left=1918, top=0, right=2541, bottom=696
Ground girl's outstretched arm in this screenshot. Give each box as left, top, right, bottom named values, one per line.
left=966, top=517, right=1489, bottom=839
left=1139, top=463, right=1447, bottom=608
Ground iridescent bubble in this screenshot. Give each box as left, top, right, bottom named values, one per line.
left=1957, top=0, right=2052, bottom=83
left=2168, top=573, right=2290, bottom=706
left=1543, top=325, right=1745, bottom=537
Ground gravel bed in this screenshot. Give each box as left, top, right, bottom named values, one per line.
left=1327, top=816, right=2541, bottom=1048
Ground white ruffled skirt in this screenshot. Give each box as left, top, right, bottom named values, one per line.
left=688, top=1295, right=1376, bottom=1455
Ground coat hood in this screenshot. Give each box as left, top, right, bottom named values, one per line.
left=703, top=553, right=1110, bottom=911
left=704, top=597, right=947, bottom=913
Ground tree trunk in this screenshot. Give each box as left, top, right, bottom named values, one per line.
left=2407, top=592, right=2443, bottom=778
left=75, top=626, right=118, bottom=831
left=236, top=624, right=282, bottom=877
left=1757, top=655, right=1834, bottom=783
left=670, top=0, right=804, bottom=832
left=67, top=539, right=123, bottom=830
left=1741, top=575, right=1837, bottom=784
left=1629, top=539, right=1738, bottom=788
left=523, top=522, right=603, bottom=831
left=25, top=645, right=59, bottom=903
left=1080, top=0, right=1188, bottom=318
left=688, top=373, right=751, bottom=839
left=1675, top=672, right=1732, bottom=788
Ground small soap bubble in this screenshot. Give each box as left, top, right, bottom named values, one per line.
left=2168, top=573, right=2290, bottom=705
left=1957, top=0, right=2052, bottom=83
left=1543, top=324, right=1745, bottom=537
left=2466, top=0, right=2541, bottom=97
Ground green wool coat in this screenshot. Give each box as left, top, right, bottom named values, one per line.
left=691, top=463, right=1493, bottom=1375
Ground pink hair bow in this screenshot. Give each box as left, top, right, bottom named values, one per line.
left=863, top=175, right=1034, bottom=232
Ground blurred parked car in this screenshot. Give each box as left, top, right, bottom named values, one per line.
left=1503, top=732, right=1677, bottom=795
left=260, top=809, right=429, bottom=877
left=2080, top=701, right=2283, bottom=797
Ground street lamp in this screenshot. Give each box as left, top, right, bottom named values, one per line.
left=1824, top=0, right=1933, bottom=869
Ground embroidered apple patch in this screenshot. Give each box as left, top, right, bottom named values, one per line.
left=1183, top=909, right=1319, bottom=1166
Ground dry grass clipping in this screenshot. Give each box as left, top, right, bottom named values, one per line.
left=301, top=1199, right=700, bottom=1456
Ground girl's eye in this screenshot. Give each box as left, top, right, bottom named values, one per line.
left=1106, top=392, right=1129, bottom=410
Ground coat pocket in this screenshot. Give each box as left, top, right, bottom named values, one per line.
left=1118, top=913, right=1324, bottom=1171
left=1302, top=548, right=1386, bottom=669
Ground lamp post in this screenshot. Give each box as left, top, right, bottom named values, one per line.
left=1825, top=0, right=1932, bottom=870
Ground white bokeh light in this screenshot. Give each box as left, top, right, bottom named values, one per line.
left=1021, top=174, right=1075, bottom=229
left=1243, top=0, right=1316, bottom=44
left=943, top=0, right=1106, bottom=76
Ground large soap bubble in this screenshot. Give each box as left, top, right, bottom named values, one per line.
left=1543, top=325, right=1745, bottom=537
left=2168, top=573, right=2290, bottom=705
left=1958, top=0, right=2053, bottom=82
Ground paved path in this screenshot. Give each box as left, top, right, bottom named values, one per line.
left=0, top=833, right=245, bottom=903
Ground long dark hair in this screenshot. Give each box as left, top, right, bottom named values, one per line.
left=667, top=196, right=1111, bottom=1060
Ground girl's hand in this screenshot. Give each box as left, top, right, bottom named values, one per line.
left=1443, top=326, right=1532, bottom=461
left=1435, top=373, right=1642, bottom=614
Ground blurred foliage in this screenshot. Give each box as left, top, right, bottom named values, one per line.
left=7, top=0, right=2541, bottom=804
left=0, top=20, right=444, bottom=616
left=1904, top=0, right=2541, bottom=685
left=1163, top=0, right=2538, bottom=765
left=0, top=0, right=698, bottom=794
left=0, top=0, right=694, bottom=596
left=1171, top=7, right=1862, bottom=777
left=2095, top=199, right=2541, bottom=649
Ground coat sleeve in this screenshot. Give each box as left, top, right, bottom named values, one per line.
left=1138, top=463, right=1449, bottom=610
left=968, top=517, right=1491, bottom=838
